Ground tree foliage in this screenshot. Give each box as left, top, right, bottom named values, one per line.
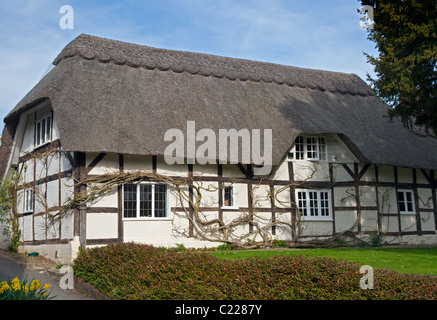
left=360, top=0, right=437, bottom=134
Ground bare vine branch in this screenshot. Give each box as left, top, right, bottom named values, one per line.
left=9, top=147, right=379, bottom=249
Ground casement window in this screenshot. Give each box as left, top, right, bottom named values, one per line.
left=288, top=136, right=327, bottom=161
left=24, top=188, right=34, bottom=213
left=35, top=114, right=52, bottom=148
left=123, top=183, right=168, bottom=219
left=223, top=186, right=233, bottom=207
left=397, top=189, right=416, bottom=214
left=221, top=185, right=237, bottom=209
left=296, top=189, right=332, bottom=220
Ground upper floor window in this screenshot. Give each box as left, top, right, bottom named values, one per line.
left=398, top=189, right=416, bottom=214
left=123, top=183, right=168, bottom=219
left=288, top=136, right=327, bottom=161
left=35, top=114, right=52, bottom=148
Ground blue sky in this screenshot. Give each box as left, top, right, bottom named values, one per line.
left=0, top=0, right=377, bottom=132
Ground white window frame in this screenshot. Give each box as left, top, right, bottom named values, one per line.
left=34, top=114, right=52, bottom=148
left=221, top=185, right=238, bottom=209
left=295, top=189, right=332, bottom=221
left=397, top=189, right=416, bottom=215
left=24, top=188, right=34, bottom=213
left=289, top=136, right=327, bottom=161
left=122, top=183, right=170, bottom=220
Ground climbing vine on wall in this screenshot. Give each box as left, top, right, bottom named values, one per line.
left=0, top=169, right=23, bottom=252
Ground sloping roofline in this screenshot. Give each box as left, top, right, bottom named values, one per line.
left=3, top=34, right=437, bottom=170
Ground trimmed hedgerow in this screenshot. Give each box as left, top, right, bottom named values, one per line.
left=73, top=242, right=437, bottom=300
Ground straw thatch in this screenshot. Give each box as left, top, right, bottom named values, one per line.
left=3, top=34, right=437, bottom=170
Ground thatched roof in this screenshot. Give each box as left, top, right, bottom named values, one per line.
left=4, top=34, right=437, bottom=170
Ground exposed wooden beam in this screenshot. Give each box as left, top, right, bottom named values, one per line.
left=86, top=152, right=107, bottom=174
left=342, top=163, right=355, bottom=179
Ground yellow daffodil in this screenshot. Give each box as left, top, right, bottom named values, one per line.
left=12, top=277, right=21, bottom=291
left=0, top=277, right=52, bottom=299
left=0, top=281, right=11, bottom=294
left=30, top=279, right=42, bottom=290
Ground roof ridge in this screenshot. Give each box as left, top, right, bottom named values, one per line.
left=53, top=34, right=375, bottom=96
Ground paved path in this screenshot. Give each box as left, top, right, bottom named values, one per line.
left=0, top=252, right=93, bottom=300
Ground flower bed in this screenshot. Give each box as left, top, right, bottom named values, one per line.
left=0, top=277, right=52, bottom=300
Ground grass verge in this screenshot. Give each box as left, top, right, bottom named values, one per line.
left=209, top=247, right=437, bottom=276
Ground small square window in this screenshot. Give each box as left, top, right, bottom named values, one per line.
left=398, top=189, right=416, bottom=214
left=222, top=186, right=237, bottom=208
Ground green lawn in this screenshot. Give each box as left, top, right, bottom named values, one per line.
left=209, top=247, right=437, bottom=276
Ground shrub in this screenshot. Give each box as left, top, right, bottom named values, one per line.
left=175, top=243, right=187, bottom=252
left=272, top=239, right=289, bottom=248
left=73, top=242, right=437, bottom=300
left=216, top=243, right=238, bottom=251
left=0, top=277, right=53, bottom=300
left=367, top=232, right=388, bottom=247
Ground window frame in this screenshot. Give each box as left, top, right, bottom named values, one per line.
left=34, top=114, right=53, bottom=149
left=23, top=188, right=34, bottom=213
left=295, top=189, right=332, bottom=221
left=221, top=185, right=238, bottom=209
left=288, top=136, right=327, bottom=161
left=122, top=182, right=170, bottom=220
left=397, top=189, right=416, bottom=215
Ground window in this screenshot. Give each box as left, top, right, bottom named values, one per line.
left=289, top=136, right=327, bottom=161
left=296, top=189, right=331, bottom=220
left=294, top=136, right=304, bottom=160
left=35, top=114, right=52, bottom=148
left=123, top=183, right=168, bottom=219
left=398, top=189, right=415, bottom=214
left=24, top=188, right=33, bottom=213
left=222, top=185, right=237, bottom=208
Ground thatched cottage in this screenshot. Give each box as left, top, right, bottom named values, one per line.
left=1, top=34, right=436, bottom=262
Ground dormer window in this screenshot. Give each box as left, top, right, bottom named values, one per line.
left=35, top=114, right=52, bottom=148
left=288, top=136, right=327, bottom=161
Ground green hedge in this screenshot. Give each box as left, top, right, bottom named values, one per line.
left=73, top=242, right=437, bottom=300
